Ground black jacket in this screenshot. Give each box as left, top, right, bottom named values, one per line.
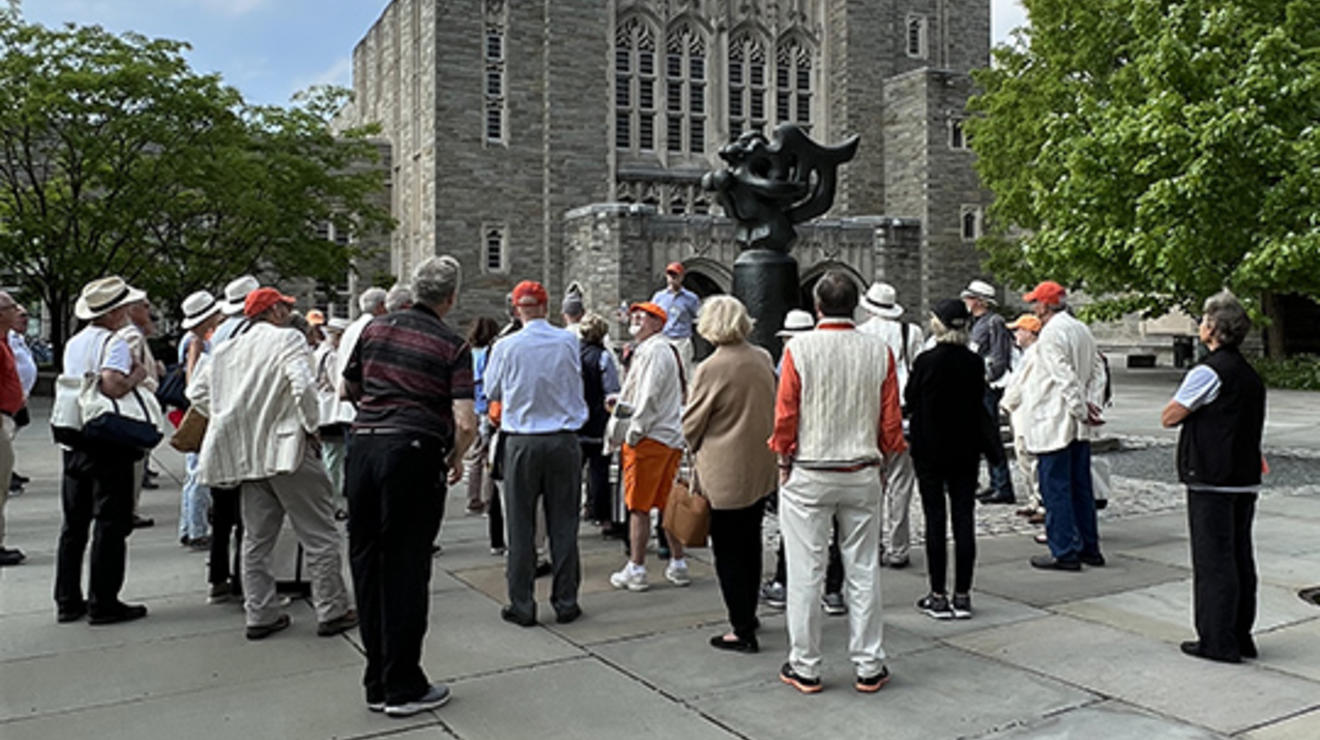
left=905, top=342, right=1004, bottom=472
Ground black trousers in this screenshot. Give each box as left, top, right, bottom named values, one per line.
left=487, top=482, right=505, bottom=550
left=347, top=433, right=447, bottom=706
left=581, top=441, right=612, bottom=523
left=773, top=517, right=843, bottom=594
left=1188, top=490, right=1258, bottom=660
left=208, top=486, right=243, bottom=589
left=55, top=447, right=135, bottom=614
left=710, top=497, right=765, bottom=640
left=917, top=461, right=978, bottom=594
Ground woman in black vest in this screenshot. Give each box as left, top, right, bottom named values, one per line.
left=577, top=314, right=621, bottom=534
left=1161, top=290, right=1266, bottom=663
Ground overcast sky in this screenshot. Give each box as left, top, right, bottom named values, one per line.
left=24, top=1, right=1030, bottom=106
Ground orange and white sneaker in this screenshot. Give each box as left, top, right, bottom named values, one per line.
left=779, top=662, right=823, bottom=694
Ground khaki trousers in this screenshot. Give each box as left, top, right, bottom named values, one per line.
left=881, top=449, right=916, bottom=560
left=241, top=446, right=352, bottom=627
left=780, top=466, right=886, bottom=680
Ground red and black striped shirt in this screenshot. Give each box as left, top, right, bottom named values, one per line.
left=344, top=304, right=474, bottom=448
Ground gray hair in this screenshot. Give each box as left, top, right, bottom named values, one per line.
left=930, top=316, right=969, bottom=346
left=696, top=295, right=753, bottom=346
left=358, top=287, right=387, bottom=313
left=385, top=283, right=414, bottom=312
left=1202, top=290, right=1251, bottom=348
left=412, top=255, right=461, bottom=306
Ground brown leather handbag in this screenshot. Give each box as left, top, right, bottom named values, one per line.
left=169, top=407, right=209, bottom=453
left=663, top=468, right=710, bottom=548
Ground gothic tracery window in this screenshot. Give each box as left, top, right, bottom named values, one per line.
left=665, top=24, right=707, bottom=155
left=615, top=17, right=657, bottom=152
left=728, top=34, right=767, bottom=136
left=776, top=39, right=812, bottom=131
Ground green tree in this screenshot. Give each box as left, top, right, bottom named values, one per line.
left=969, top=0, right=1320, bottom=341
left=0, top=16, right=390, bottom=352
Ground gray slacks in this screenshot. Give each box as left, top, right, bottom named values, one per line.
left=503, top=432, right=582, bottom=620
left=241, top=446, right=351, bottom=627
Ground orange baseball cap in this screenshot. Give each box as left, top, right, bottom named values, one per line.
left=305, top=309, right=326, bottom=326
left=1006, top=313, right=1043, bottom=333
left=665, top=262, right=685, bottom=276
left=512, top=280, right=548, bottom=306
left=1022, top=280, right=1066, bottom=306
left=243, top=287, right=296, bottom=318
left=629, top=301, right=668, bottom=323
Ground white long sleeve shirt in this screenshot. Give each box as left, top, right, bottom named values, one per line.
left=619, top=333, right=684, bottom=449
left=1002, top=312, right=1107, bottom=454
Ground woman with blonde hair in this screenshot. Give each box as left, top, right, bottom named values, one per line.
left=682, top=296, right=778, bottom=652
left=904, top=299, right=1004, bottom=620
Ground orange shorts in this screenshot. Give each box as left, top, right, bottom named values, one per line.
left=622, top=438, right=682, bottom=513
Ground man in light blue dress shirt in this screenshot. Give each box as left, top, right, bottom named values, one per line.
left=484, top=280, right=589, bottom=626
left=650, top=262, right=701, bottom=374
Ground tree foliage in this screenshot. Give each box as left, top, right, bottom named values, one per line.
left=0, top=16, right=391, bottom=349
left=968, top=0, right=1320, bottom=321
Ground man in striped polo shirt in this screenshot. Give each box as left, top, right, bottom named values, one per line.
left=342, top=255, right=477, bottom=718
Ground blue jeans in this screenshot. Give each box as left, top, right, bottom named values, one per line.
left=178, top=452, right=210, bottom=541
left=1037, top=440, right=1100, bottom=562
left=983, top=387, right=1015, bottom=498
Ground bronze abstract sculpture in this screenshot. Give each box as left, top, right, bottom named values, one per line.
left=702, top=124, right=860, bottom=253
left=701, top=123, right=860, bottom=357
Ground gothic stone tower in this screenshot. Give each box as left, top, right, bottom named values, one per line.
left=347, top=0, right=991, bottom=325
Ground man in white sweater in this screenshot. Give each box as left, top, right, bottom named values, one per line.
left=770, top=271, right=906, bottom=695
left=190, top=287, right=355, bottom=640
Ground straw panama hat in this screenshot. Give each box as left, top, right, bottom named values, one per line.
left=74, top=276, right=146, bottom=321
left=180, top=290, right=222, bottom=330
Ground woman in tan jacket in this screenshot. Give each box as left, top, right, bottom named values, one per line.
left=682, top=296, right=778, bottom=653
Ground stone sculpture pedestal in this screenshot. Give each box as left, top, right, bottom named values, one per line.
left=733, top=248, right=800, bottom=361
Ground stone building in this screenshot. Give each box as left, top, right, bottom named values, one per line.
left=342, top=0, right=993, bottom=329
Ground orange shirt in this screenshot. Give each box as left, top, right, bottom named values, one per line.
left=768, top=322, right=906, bottom=462
left=0, top=341, right=22, bottom=416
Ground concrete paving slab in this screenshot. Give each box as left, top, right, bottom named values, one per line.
left=0, top=612, right=362, bottom=721
left=1257, top=492, right=1320, bottom=522
left=0, top=664, right=440, bottom=740
left=540, top=577, right=732, bottom=645
left=972, top=554, right=1188, bottom=608
left=883, top=589, right=1049, bottom=639
left=591, top=620, right=933, bottom=701
left=0, top=592, right=248, bottom=662
left=1242, top=708, right=1320, bottom=740
left=1052, top=579, right=1319, bottom=643
left=1252, top=618, right=1320, bottom=682
left=693, top=645, right=1096, bottom=740
left=441, top=658, right=739, bottom=739
left=980, top=700, right=1226, bottom=739
left=451, top=548, right=717, bottom=604
left=410, top=587, right=585, bottom=682
left=948, top=614, right=1320, bottom=734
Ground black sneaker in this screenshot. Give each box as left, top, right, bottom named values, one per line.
left=916, top=593, right=953, bottom=620
left=855, top=666, right=890, bottom=693
left=779, top=662, right=822, bottom=694
left=951, top=593, right=973, bottom=619
left=385, top=683, right=451, bottom=717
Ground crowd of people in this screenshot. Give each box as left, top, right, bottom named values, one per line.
left=1, top=255, right=1269, bottom=711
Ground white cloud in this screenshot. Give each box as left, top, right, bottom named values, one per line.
left=284, top=54, right=352, bottom=100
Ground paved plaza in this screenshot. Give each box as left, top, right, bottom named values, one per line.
left=1, top=367, right=1318, bottom=740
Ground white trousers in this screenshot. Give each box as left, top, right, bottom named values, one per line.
left=241, top=446, right=351, bottom=627
left=881, top=450, right=916, bottom=559
left=780, top=466, right=885, bottom=680
left=0, top=415, right=14, bottom=546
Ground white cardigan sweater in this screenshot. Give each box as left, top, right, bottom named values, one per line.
left=1001, top=312, right=1107, bottom=455
left=189, top=322, right=319, bottom=487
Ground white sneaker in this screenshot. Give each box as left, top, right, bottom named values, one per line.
left=609, top=564, right=649, bottom=592
left=665, top=561, right=691, bottom=587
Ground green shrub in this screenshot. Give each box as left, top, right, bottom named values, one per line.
left=1252, top=355, right=1320, bottom=391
